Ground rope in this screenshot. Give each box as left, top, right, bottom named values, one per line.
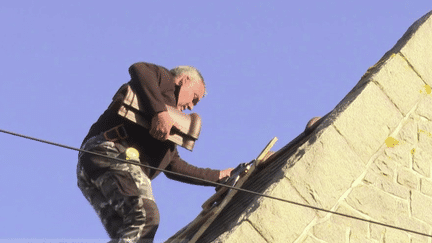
left=1, top=128, right=431, bottom=238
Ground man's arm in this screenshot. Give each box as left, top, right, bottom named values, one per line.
left=128, top=62, right=176, bottom=140
left=164, top=149, right=226, bottom=186
left=128, top=62, right=170, bottom=116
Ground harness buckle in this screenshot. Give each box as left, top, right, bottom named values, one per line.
left=103, top=124, right=128, bottom=142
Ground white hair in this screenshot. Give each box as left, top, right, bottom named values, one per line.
left=170, top=65, right=207, bottom=96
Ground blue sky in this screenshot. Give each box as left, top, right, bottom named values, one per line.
left=0, top=1, right=431, bottom=242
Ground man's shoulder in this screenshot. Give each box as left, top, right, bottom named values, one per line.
left=130, top=62, right=167, bottom=71
left=130, top=62, right=172, bottom=78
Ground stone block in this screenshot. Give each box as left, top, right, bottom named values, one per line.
left=412, top=237, right=430, bottom=243
left=396, top=168, right=419, bottom=189
left=396, top=117, right=418, bottom=145
left=283, top=125, right=365, bottom=212
left=345, top=184, right=409, bottom=224
left=333, top=82, right=403, bottom=163
left=331, top=203, right=368, bottom=233
left=413, top=147, right=432, bottom=177
left=395, top=215, right=431, bottom=241
left=369, top=53, right=425, bottom=116
left=330, top=203, right=369, bottom=242
left=416, top=96, right=432, bottom=120
left=368, top=216, right=427, bottom=241
left=349, top=234, right=375, bottom=243
left=246, top=177, right=316, bottom=243
left=399, top=11, right=432, bottom=86
left=384, top=228, right=409, bottom=243
left=418, top=132, right=432, bottom=155
left=420, top=178, right=432, bottom=197
left=384, top=142, right=413, bottom=168
left=312, top=219, right=347, bottom=243
left=363, top=171, right=410, bottom=199
left=418, top=118, right=432, bottom=132
left=369, top=154, right=397, bottom=179
left=302, top=235, right=328, bottom=243
left=412, top=190, right=432, bottom=225
left=417, top=119, right=432, bottom=153
left=370, top=224, right=386, bottom=241
left=215, top=221, right=267, bottom=243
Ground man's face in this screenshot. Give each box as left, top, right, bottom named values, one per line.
left=176, top=76, right=205, bottom=111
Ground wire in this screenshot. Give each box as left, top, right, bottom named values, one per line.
left=1, top=128, right=431, bottom=238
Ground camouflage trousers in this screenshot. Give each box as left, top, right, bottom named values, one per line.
left=77, top=134, right=160, bottom=243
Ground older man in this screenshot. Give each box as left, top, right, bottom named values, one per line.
left=77, top=62, right=232, bottom=242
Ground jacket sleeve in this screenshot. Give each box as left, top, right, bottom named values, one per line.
left=164, top=149, right=221, bottom=186
left=128, top=62, right=170, bottom=117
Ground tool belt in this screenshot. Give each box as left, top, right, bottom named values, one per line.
left=107, top=83, right=202, bottom=151
left=103, top=124, right=128, bottom=142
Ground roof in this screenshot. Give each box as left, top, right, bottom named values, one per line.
left=165, top=9, right=432, bottom=243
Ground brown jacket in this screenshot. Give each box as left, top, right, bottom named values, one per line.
left=82, top=62, right=220, bottom=186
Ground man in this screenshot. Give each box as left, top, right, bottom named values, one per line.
left=77, top=62, right=233, bottom=242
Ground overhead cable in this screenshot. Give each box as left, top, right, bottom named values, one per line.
left=0, top=128, right=431, bottom=238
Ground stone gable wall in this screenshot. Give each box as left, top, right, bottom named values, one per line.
left=213, top=10, right=432, bottom=243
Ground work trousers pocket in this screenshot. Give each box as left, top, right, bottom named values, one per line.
left=100, top=170, right=140, bottom=197
left=79, top=134, right=126, bottom=178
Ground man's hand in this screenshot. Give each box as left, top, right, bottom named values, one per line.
left=150, top=111, right=175, bottom=141
left=219, top=168, right=234, bottom=180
